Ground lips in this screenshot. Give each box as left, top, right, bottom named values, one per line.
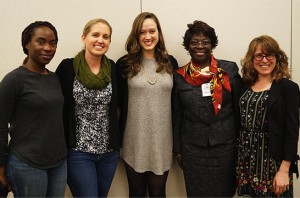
left=259, top=64, right=270, bottom=68
left=94, top=45, right=104, bottom=50
left=193, top=50, right=207, bottom=57
left=196, top=52, right=205, bottom=56
left=144, top=40, right=153, bottom=46
left=41, top=54, right=53, bottom=61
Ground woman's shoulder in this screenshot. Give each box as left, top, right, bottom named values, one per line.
left=217, top=59, right=238, bottom=69
left=109, top=58, right=115, bottom=64
left=115, top=55, right=129, bottom=71
left=167, top=54, right=177, bottom=62
left=2, top=66, right=29, bottom=81
left=116, top=55, right=128, bottom=65
left=168, top=55, right=179, bottom=69
left=0, top=67, right=31, bottom=92
left=109, top=58, right=117, bottom=73
left=217, top=59, right=240, bottom=78
left=55, top=58, right=74, bottom=73
left=278, top=78, right=299, bottom=90
left=58, top=58, right=74, bottom=67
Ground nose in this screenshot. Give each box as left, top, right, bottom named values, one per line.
left=145, top=32, right=152, bottom=39
left=196, top=43, right=204, bottom=48
left=44, top=43, right=51, bottom=51
left=261, top=56, right=269, bottom=62
left=97, top=36, right=104, bottom=43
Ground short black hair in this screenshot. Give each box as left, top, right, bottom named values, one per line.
left=182, top=20, right=218, bottom=50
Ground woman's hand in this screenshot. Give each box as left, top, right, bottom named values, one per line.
left=0, top=166, right=11, bottom=192
left=174, top=153, right=183, bottom=169
left=272, top=160, right=290, bottom=196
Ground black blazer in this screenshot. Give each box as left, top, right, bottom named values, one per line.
left=172, top=60, right=242, bottom=152
left=239, top=78, right=299, bottom=175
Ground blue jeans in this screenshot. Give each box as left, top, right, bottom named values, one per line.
left=67, top=150, right=119, bottom=197
left=6, top=153, right=67, bottom=197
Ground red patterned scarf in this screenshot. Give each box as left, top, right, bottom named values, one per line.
left=177, top=55, right=231, bottom=114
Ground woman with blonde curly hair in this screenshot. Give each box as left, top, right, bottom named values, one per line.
left=236, top=35, right=299, bottom=197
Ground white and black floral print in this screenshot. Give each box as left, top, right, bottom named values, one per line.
left=73, top=78, right=113, bottom=154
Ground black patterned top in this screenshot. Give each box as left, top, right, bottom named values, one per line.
left=73, top=78, right=112, bottom=154
left=236, top=88, right=293, bottom=197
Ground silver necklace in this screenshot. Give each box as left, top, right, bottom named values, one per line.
left=142, top=66, right=157, bottom=85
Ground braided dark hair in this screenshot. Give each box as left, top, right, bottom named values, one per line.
left=21, top=21, right=58, bottom=56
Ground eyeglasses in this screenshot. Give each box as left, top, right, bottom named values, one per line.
left=189, top=40, right=211, bottom=47
left=254, top=53, right=276, bottom=61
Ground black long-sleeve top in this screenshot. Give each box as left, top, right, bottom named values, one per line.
left=0, top=66, right=67, bottom=169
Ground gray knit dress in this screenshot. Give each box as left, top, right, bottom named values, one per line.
left=121, top=58, right=173, bottom=175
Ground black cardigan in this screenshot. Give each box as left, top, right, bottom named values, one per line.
left=55, top=58, right=121, bottom=150
left=238, top=78, right=299, bottom=176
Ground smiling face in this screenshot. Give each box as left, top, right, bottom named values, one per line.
left=26, top=26, right=57, bottom=67
left=188, top=34, right=212, bottom=67
left=82, top=22, right=111, bottom=58
left=253, top=45, right=276, bottom=79
left=139, top=18, right=159, bottom=58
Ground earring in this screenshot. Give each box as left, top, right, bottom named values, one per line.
left=187, top=52, right=190, bottom=55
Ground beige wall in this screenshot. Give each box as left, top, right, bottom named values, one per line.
left=0, top=0, right=298, bottom=197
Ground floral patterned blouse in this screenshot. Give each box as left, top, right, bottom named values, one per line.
left=72, top=78, right=113, bottom=154
left=236, top=88, right=293, bottom=197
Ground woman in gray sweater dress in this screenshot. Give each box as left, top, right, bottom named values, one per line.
left=116, top=12, right=178, bottom=197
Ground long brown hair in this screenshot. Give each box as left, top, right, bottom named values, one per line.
left=241, top=35, right=290, bottom=85
left=120, top=12, right=173, bottom=78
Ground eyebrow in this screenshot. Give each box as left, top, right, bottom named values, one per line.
left=190, top=39, right=210, bottom=41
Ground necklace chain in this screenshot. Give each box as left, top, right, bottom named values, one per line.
left=142, top=66, right=157, bottom=85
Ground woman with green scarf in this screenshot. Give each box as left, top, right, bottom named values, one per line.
left=55, top=18, right=121, bottom=197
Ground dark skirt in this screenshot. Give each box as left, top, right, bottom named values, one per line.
left=182, top=139, right=237, bottom=197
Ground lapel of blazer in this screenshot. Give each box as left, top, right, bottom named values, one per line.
left=268, top=80, right=283, bottom=110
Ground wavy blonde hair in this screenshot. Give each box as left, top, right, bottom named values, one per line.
left=83, top=18, right=112, bottom=39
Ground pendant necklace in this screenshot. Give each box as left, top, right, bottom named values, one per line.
left=142, top=66, right=157, bottom=85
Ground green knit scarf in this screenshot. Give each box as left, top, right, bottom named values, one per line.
left=73, top=50, right=111, bottom=90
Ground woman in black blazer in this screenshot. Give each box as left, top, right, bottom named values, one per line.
left=236, top=35, right=299, bottom=197
left=172, top=20, right=242, bottom=197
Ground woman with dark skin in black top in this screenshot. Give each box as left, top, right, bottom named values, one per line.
left=0, top=21, right=67, bottom=197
